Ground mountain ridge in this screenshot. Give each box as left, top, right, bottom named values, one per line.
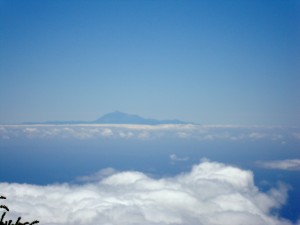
left=23, top=111, right=192, bottom=125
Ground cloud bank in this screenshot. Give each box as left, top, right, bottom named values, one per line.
left=0, top=124, right=299, bottom=142
left=0, top=160, right=294, bottom=225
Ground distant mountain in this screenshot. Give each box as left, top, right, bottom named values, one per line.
left=23, top=111, right=191, bottom=125
left=94, top=111, right=190, bottom=125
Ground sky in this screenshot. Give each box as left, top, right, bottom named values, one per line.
left=0, top=0, right=300, bottom=125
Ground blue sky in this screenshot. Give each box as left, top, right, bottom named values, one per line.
left=0, top=0, right=299, bottom=125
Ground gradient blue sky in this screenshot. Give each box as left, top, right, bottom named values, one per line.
left=0, top=0, right=299, bottom=125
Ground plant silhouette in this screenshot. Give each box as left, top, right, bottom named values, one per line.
left=1, top=196, right=39, bottom=225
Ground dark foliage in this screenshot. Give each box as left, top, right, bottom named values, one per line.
left=0, top=196, right=39, bottom=225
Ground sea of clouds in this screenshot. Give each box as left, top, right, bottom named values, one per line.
left=1, top=160, right=297, bottom=225
left=1, top=125, right=299, bottom=224
left=1, top=124, right=299, bottom=142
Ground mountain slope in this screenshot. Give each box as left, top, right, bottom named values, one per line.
left=23, top=111, right=191, bottom=125
left=94, top=111, right=189, bottom=125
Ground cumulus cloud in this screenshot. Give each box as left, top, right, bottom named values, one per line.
left=256, top=159, right=300, bottom=171
left=0, top=161, right=294, bottom=225
left=0, top=124, right=299, bottom=142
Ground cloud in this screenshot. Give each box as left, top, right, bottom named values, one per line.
left=76, top=168, right=118, bottom=182
left=101, top=128, right=113, bottom=137
left=256, top=159, right=300, bottom=171
left=0, top=161, right=294, bottom=225
left=0, top=124, right=299, bottom=142
left=170, top=154, right=189, bottom=162
left=138, top=131, right=149, bottom=139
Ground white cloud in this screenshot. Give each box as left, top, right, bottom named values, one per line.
left=248, top=132, right=267, bottom=139
left=23, top=127, right=38, bottom=133
left=118, top=131, right=134, bottom=138
left=0, top=161, right=294, bottom=225
left=101, top=128, right=113, bottom=137
left=257, top=159, right=300, bottom=171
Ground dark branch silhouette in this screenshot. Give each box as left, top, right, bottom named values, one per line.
left=0, top=196, right=39, bottom=225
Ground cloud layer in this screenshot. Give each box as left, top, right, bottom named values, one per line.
left=0, top=160, right=294, bottom=225
left=0, top=124, right=299, bottom=142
